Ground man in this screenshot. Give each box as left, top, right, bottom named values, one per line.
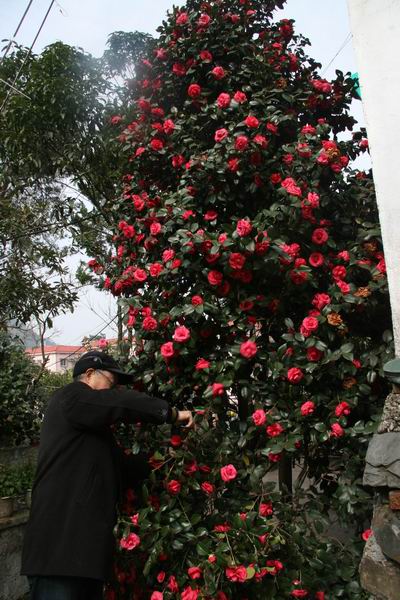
left=21, top=350, right=193, bottom=600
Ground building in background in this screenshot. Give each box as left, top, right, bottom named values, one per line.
left=26, top=338, right=120, bottom=373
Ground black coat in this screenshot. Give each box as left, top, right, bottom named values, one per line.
left=21, top=381, right=170, bottom=581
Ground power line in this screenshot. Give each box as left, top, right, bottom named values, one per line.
left=48, top=314, right=119, bottom=368
left=1, top=0, right=35, bottom=61
left=321, top=32, right=353, bottom=77
left=0, top=0, right=56, bottom=113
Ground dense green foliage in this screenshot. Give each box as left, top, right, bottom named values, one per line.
left=84, top=1, right=394, bottom=598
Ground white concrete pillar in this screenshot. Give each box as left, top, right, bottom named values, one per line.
left=347, top=0, right=400, bottom=354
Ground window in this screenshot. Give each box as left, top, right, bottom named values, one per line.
left=60, top=359, right=66, bottom=367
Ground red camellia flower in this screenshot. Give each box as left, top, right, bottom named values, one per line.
left=198, top=13, right=211, bottom=27
left=301, top=401, right=315, bottom=416
left=212, top=382, right=225, bottom=396
left=166, top=480, right=181, bottom=495
left=188, top=84, right=201, bottom=98
left=225, top=566, right=247, bottom=583
left=173, top=325, right=191, bottom=342
left=173, top=62, right=187, bottom=76
left=309, top=252, right=324, bottom=267
left=312, top=228, right=329, bottom=245
left=301, top=316, right=319, bottom=333
left=160, top=342, right=174, bottom=358
left=133, top=268, right=147, bottom=282
left=244, top=115, right=259, bottom=128
left=142, top=316, right=158, bottom=331
left=150, top=222, right=162, bottom=236
left=215, top=128, right=229, bottom=143
left=195, top=358, right=210, bottom=370
left=287, top=367, right=304, bottom=384
left=312, top=292, right=331, bottom=310
left=220, top=464, right=237, bottom=482
left=236, top=218, right=252, bottom=236
left=150, top=592, right=163, bottom=600
left=315, top=593, right=325, bottom=600
left=191, top=295, right=203, bottom=305
left=167, top=576, right=179, bottom=593
left=252, top=409, right=266, bottom=426
left=290, top=590, right=309, bottom=598
left=149, top=262, right=164, bottom=277
left=150, top=138, right=164, bottom=152
left=240, top=340, right=257, bottom=358
left=233, top=90, right=247, bottom=103
left=217, top=93, right=231, bottom=108
left=120, top=532, right=141, bottom=550
left=200, top=50, right=213, bottom=62
left=259, top=501, right=273, bottom=516
left=266, top=423, right=284, bottom=437
left=229, top=252, right=246, bottom=270
left=281, top=177, right=302, bottom=197
left=362, top=528, right=373, bottom=541
left=201, top=482, right=215, bottom=495
left=211, top=66, right=226, bottom=79
left=162, top=248, right=175, bottom=262
left=227, top=157, right=240, bottom=172
left=181, top=586, right=199, bottom=600
left=253, top=134, right=268, bottom=148
left=188, top=566, right=202, bottom=579
left=170, top=435, right=182, bottom=447
left=307, top=347, right=323, bottom=362
left=208, top=270, right=223, bottom=285
left=176, top=12, right=188, bottom=25
left=163, top=119, right=175, bottom=134
left=330, top=422, right=345, bottom=437
left=335, top=401, right=351, bottom=417
left=235, top=135, right=249, bottom=151
left=213, top=523, right=230, bottom=532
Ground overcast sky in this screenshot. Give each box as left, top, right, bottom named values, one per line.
left=1, top=0, right=366, bottom=345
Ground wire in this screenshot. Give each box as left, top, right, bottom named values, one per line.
left=0, top=0, right=56, bottom=113
left=321, top=32, right=353, bottom=77
left=1, top=0, right=35, bottom=61
left=48, top=314, right=119, bottom=368
left=0, top=76, right=31, bottom=99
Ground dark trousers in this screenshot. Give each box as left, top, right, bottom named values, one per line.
left=28, top=576, right=104, bottom=600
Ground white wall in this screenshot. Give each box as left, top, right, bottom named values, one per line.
left=347, top=0, right=400, bottom=354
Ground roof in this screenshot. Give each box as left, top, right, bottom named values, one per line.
left=26, top=345, right=85, bottom=356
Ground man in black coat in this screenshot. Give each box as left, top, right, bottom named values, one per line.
left=21, top=350, right=193, bottom=600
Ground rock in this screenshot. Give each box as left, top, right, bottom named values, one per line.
left=364, top=433, right=400, bottom=487
left=360, top=531, right=400, bottom=599
left=372, top=505, right=400, bottom=564
left=378, top=393, right=400, bottom=433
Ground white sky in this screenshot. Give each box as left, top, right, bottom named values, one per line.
left=0, top=0, right=366, bottom=345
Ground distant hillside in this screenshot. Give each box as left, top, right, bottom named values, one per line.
left=6, top=321, right=57, bottom=348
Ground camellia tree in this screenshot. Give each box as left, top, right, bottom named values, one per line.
left=88, top=0, right=393, bottom=597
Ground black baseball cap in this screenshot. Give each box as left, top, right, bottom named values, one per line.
left=73, top=351, right=134, bottom=385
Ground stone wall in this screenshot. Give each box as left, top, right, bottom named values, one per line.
left=0, top=512, right=29, bottom=600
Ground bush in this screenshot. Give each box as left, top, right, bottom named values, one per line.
left=89, top=0, right=393, bottom=597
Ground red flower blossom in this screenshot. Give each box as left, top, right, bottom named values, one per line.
left=266, top=423, right=284, bottom=437
left=166, top=480, right=181, bottom=495
left=217, top=93, right=231, bottom=108
left=220, top=464, right=237, bottom=482
left=240, top=340, right=257, bottom=358
left=244, top=115, right=259, bottom=128
left=236, top=219, right=252, bottom=236
left=235, top=135, right=249, bottom=151
left=198, top=13, right=211, bottom=27
left=200, top=50, right=213, bottom=62
left=301, top=401, right=315, bottom=416
left=233, top=90, right=247, bottom=103
left=259, top=501, right=273, bottom=516
left=212, top=383, right=225, bottom=396
left=229, top=252, right=246, bottom=270
left=181, top=586, right=200, bottom=600
left=215, top=128, right=229, bottom=142
left=362, top=528, right=373, bottom=541
left=173, top=326, right=191, bottom=342
left=142, top=316, right=158, bottom=331
left=225, top=566, right=247, bottom=582
left=188, top=84, right=201, bottom=98
left=201, top=482, right=215, bottom=495
left=330, top=422, right=345, bottom=438
left=306, top=347, right=323, bottom=362
left=191, top=295, right=203, bottom=305
left=227, top=157, right=240, bottom=172
left=312, top=228, right=329, bottom=245
left=120, top=533, right=140, bottom=550
left=309, top=252, right=324, bottom=267
left=208, top=270, right=223, bottom=285
left=188, top=566, right=202, bottom=579
left=252, top=409, right=266, bottom=426
left=312, top=293, right=331, bottom=310
left=335, top=401, right=351, bottom=417
left=160, top=342, right=174, bottom=358
left=211, top=66, right=226, bottom=79
left=287, top=367, right=304, bottom=384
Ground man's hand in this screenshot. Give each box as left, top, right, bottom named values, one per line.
left=176, top=410, right=194, bottom=428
